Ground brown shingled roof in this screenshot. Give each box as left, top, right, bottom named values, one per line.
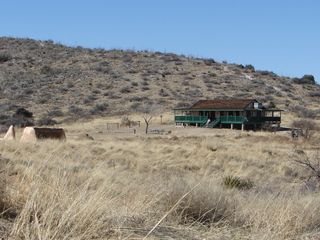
left=190, top=99, right=257, bottom=109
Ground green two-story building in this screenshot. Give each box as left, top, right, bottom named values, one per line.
left=174, top=99, right=282, bottom=130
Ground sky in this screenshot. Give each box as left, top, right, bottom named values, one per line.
left=0, top=0, right=319, bottom=82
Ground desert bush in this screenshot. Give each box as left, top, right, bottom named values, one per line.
left=92, top=89, right=101, bottom=94
left=185, top=89, right=203, bottom=98
left=126, top=68, right=139, bottom=74
left=161, top=54, right=181, bottom=62
left=120, top=115, right=135, bottom=127
left=90, top=103, right=108, bottom=115
left=36, top=117, right=58, bottom=126
left=40, top=65, right=54, bottom=75
left=83, top=95, right=97, bottom=104
left=130, top=102, right=140, bottom=111
left=141, top=86, right=150, bottom=91
left=223, top=176, right=253, bottom=190
left=15, top=108, right=33, bottom=118
left=141, top=81, right=149, bottom=86
left=293, top=75, right=316, bottom=85
left=245, top=64, right=255, bottom=71
left=4, top=107, right=35, bottom=127
left=0, top=53, right=11, bottom=63
left=159, top=88, right=169, bottom=97
left=47, top=109, right=64, bottom=117
left=203, top=59, right=216, bottom=66
left=309, top=91, right=320, bottom=98
left=37, top=95, right=49, bottom=104
left=5, top=116, right=34, bottom=128
left=175, top=102, right=190, bottom=108
left=0, top=114, right=10, bottom=125
left=129, top=96, right=146, bottom=102
left=291, top=119, right=318, bottom=139
left=267, top=101, right=276, bottom=108
left=290, top=105, right=318, bottom=119
left=120, top=86, right=131, bottom=94
left=68, top=105, right=84, bottom=115
left=208, top=72, right=217, bottom=77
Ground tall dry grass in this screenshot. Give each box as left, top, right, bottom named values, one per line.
left=0, top=128, right=319, bottom=239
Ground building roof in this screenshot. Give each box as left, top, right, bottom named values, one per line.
left=190, top=99, right=257, bottom=110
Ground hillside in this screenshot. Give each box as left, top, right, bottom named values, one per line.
left=0, top=37, right=319, bottom=123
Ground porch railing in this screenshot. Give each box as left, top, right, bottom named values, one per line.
left=247, top=116, right=281, bottom=123
left=174, top=115, right=281, bottom=125
left=220, top=116, right=247, bottom=123
left=174, top=115, right=208, bottom=123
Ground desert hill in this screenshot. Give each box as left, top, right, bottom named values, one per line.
left=0, top=37, right=319, bottom=123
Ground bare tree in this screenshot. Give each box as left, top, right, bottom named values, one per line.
left=292, top=148, right=320, bottom=181
left=138, top=103, right=162, bottom=134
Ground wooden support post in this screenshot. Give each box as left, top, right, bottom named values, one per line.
left=241, top=124, right=244, bottom=131
left=231, top=124, right=233, bottom=130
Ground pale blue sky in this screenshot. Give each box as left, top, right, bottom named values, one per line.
left=1, top=0, right=319, bottom=82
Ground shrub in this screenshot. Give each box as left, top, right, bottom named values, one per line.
left=309, top=92, right=320, bottom=98
left=120, top=86, right=131, bottom=93
left=268, top=101, right=276, bottom=108
left=291, top=119, right=318, bottom=139
left=14, top=108, right=33, bottom=118
left=203, top=59, right=216, bottom=66
left=293, top=75, right=316, bottom=85
left=68, top=105, right=83, bottom=115
left=0, top=53, right=11, bottom=63
left=141, top=86, right=150, bottom=91
left=47, top=109, right=64, bottom=117
left=141, top=81, right=149, bottom=86
left=290, top=105, right=318, bottom=119
left=208, top=72, right=217, bottom=77
left=90, top=103, right=108, bottom=114
left=37, top=117, right=58, bottom=126
left=40, top=65, right=53, bottom=75
left=223, top=176, right=253, bottom=190
left=159, top=88, right=169, bottom=97
left=245, top=64, right=255, bottom=71
left=120, top=115, right=136, bottom=127
left=83, top=95, right=97, bottom=104
left=6, top=117, right=34, bottom=128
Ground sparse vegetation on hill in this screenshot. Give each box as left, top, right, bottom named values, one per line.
left=0, top=37, right=319, bottom=124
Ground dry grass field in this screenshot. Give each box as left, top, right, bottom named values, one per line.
left=0, top=114, right=319, bottom=240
